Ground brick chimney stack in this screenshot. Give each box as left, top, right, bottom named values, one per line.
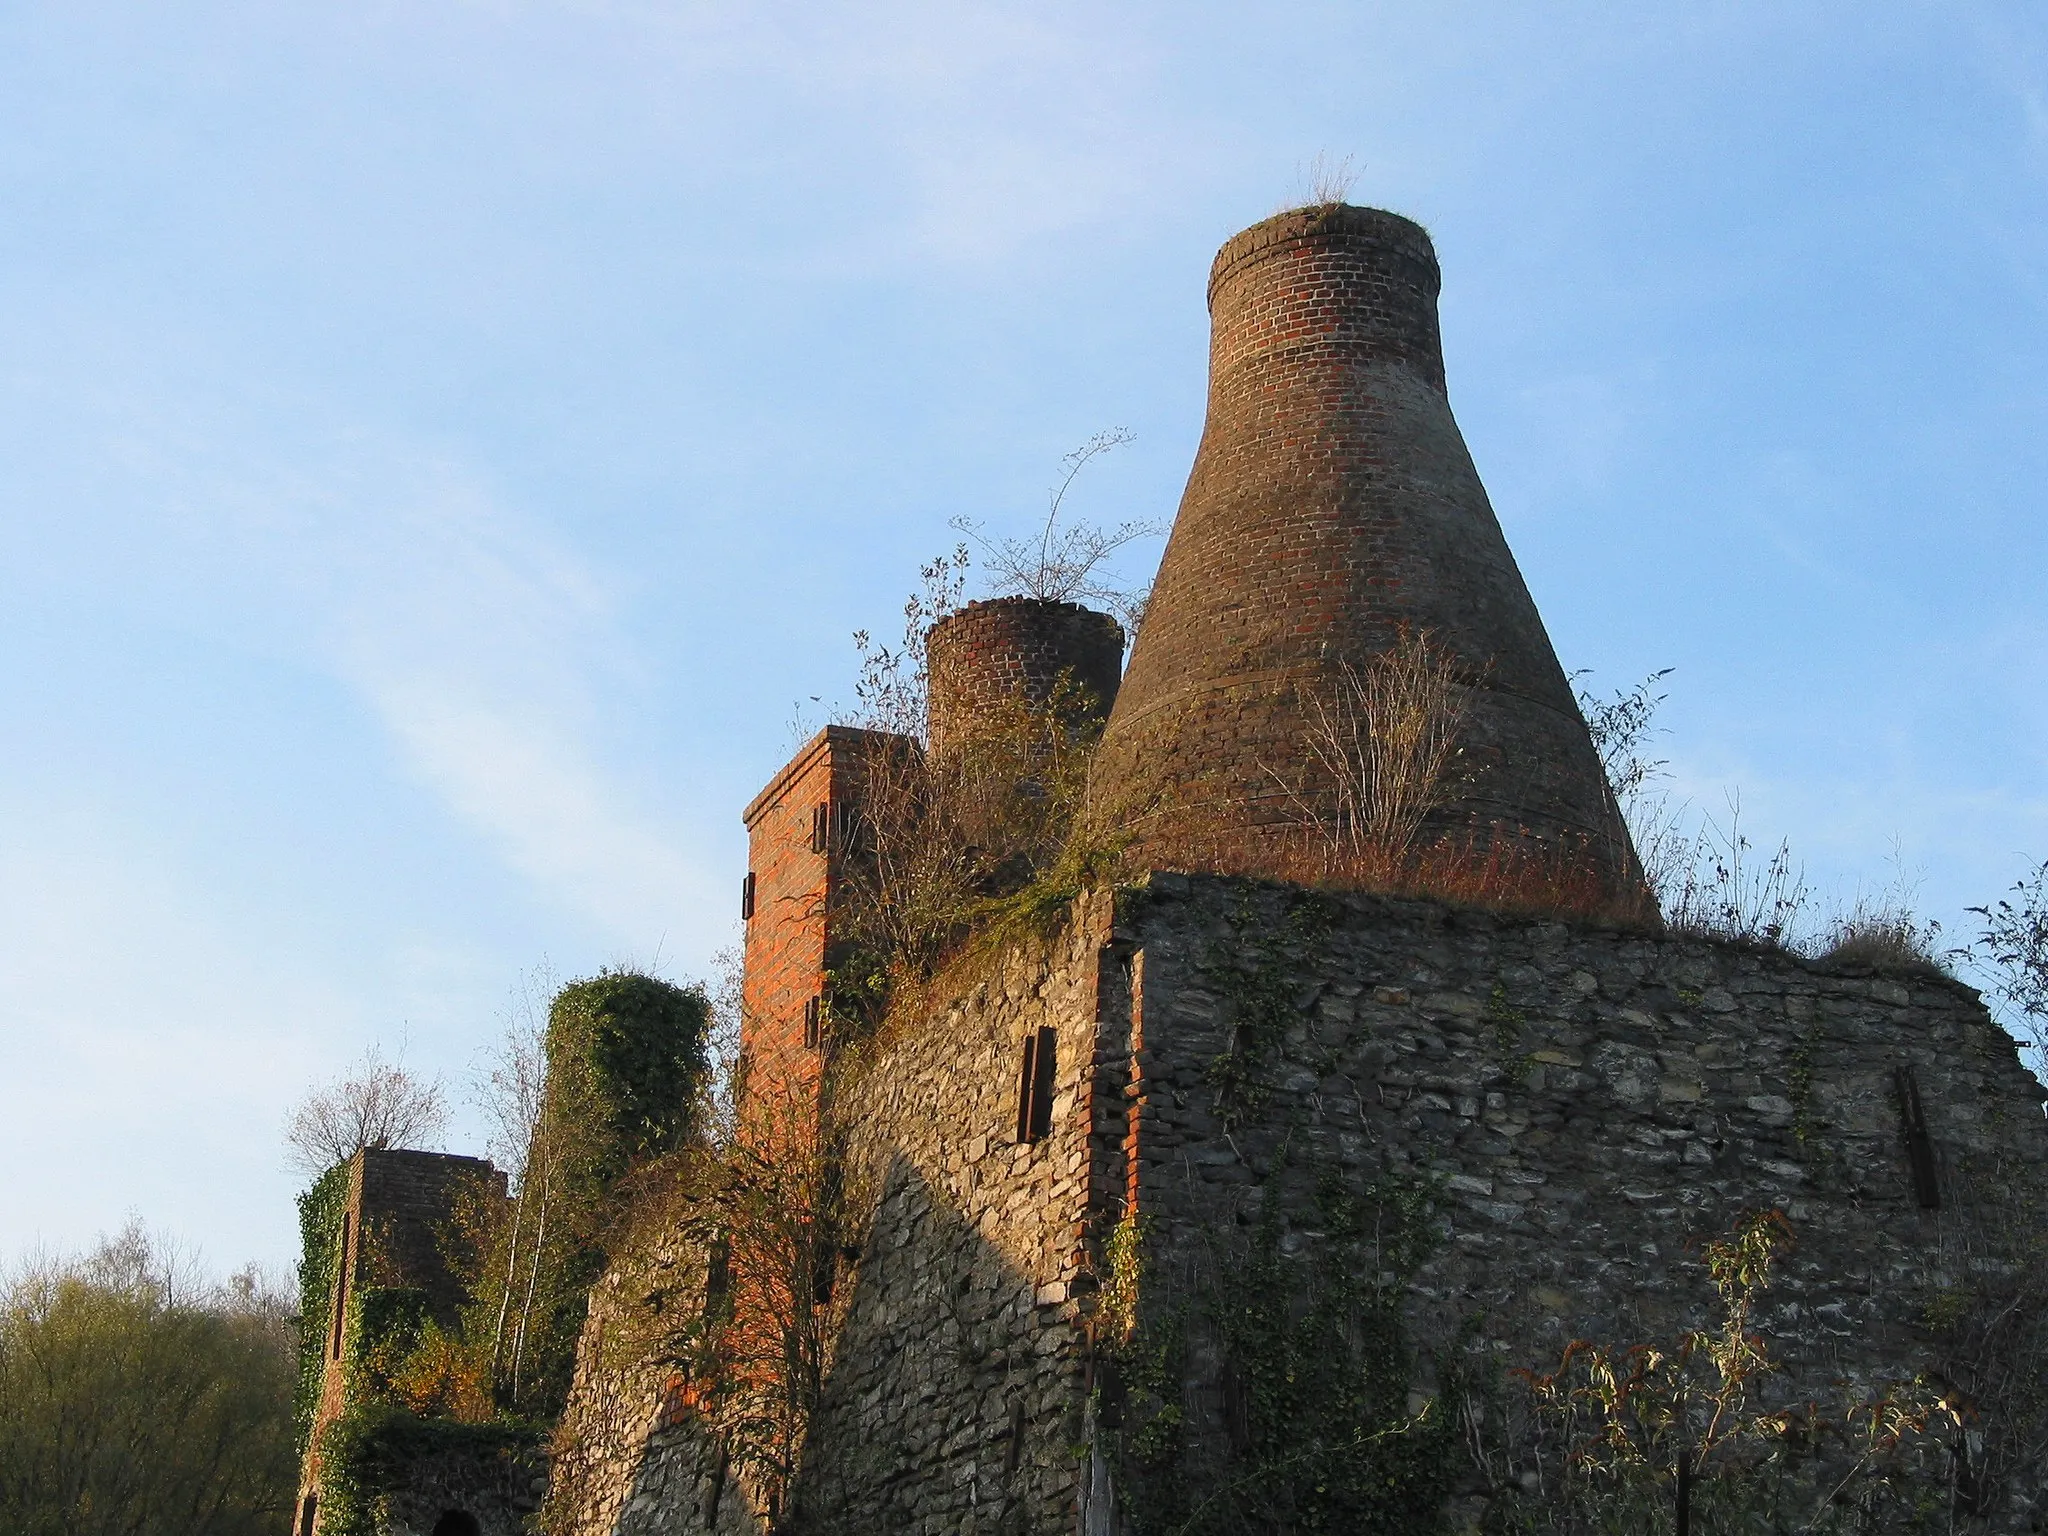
left=924, top=597, right=1124, bottom=759
left=1090, top=205, right=1645, bottom=908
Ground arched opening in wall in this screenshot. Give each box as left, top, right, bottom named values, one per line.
left=430, top=1512, right=481, bottom=1536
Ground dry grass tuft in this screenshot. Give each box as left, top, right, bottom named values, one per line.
left=1280, top=151, right=1361, bottom=213
left=1816, top=894, right=1946, bottom=975
left=1250, top=630, right=1650, bottom=924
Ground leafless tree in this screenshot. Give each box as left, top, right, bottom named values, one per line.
left=283, top=1044, right=448, bottom=1176
left=462, top=963, right=562, bottom=1395
left=950, top=430, right=1159, bottom=631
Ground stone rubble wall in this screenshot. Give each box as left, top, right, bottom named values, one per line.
left=544, top=1233, right=758, bottom=1536
left=1113, top=873, right=2048, bottom=1524
left=789, top=891, right=1123, bottom=1535
left=372, top=1444, right=546, bottom=1536
left=544, top=873, right=2048, bottom=1532
left=544, top=893, right=1126, bottom=1536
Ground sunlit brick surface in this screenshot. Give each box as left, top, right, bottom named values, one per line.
left=1092, top=205, right=1643, bottom=907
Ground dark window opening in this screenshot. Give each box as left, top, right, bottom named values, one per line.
left=1895, top=1065, right=1942, bottom=1210
left=1016, top=1027, right=1057, bottom=1144
left=297, top=1495, right=318, bottom=1536
left=328, top=1212, right=352, bottom=1359
left=1005, top=1394, right=1028, bottom=1472
left=810, top=800, right=864, bottom=855
left=740, top=871, right=756, bottom=920
left=430, top=1513, right=481, bottom=1536
left=703, top=1233, right=732, bottom=1324
left=803, top=996, right=823, bottom=1050
left=1222, top=1362, right=1252, bottom=1454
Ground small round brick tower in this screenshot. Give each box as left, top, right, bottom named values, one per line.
left=925, top=597, right=1125, bottom=757
left=1090, top=204, right=1644, bottom=909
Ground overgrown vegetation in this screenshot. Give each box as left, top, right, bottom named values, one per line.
left=949, top=427, right=1159, bottom=632
left=450, top=969, right=714, bottom=1421
left=1100, top=1165, right=1459, bottom=1535
left=313, top=1403, right=543, bottom=1536
left=829, top=549, right=1131, bottom=1032
left=293, top=1161, right=350, bottom=1449
left=1265, top=632, right=1634, bottom=921
left=540, top=1065, right=855, bottom=1533
left=1479, top=1212, right=1978, bottom=1533
left=1969, top=857, right=2048, bottom=1080
left=1199, top=887, right=1337, bottom=1126
left=0, top=1224, right=298, bottom=1536
left=294, top=970, right=714, bottom=1532
left=1575, top=669, right=1961, bottom=967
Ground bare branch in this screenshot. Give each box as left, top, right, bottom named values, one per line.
left=950, top=430, right=1159, bottom=629
left=283, top=1044, right=448, bottom=1176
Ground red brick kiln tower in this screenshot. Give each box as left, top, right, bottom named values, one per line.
left=739, top=598, right=1122, bottom=1097
left=925, top=596, right=1124, bottom=758
left=544, top=206, right=2048, bottom=1536
left=1091, top=204, right=1645, bottom=909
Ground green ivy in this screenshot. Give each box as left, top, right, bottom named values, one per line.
left=1201, top=890, right=1337, bottom=1125
left=1107, top=1168, right=1458, bottom=1535
left=314, top=1403, right=545, bottom=1536
left=293, top=1162, right=350, bottom=1454
left=345, top=1287, right=433, bottom=1407
left=1485, top=984, right=1535, bottom=1083
left=545, top=971, right=714, bottom=1206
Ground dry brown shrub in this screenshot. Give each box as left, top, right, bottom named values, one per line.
left=1817, top=905, right=1944, bottom=973
left=1253, top=631, right=1652, bottom=924
left=835, top=581, right=1111, bottom=1023
left=1296, top=631, right=1475, bottom=871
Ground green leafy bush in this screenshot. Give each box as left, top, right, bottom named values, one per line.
left=293, top=1162, right=350, bottom=1451
left=544, top=972, right=714, bottom=1209
left=0, top=1226, right=298, bottom=1536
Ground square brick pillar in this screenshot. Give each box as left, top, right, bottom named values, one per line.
left=740, top=726, right=905, bottom=1106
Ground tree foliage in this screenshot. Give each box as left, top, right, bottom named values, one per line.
left=447, top=970, right=715, bottom=1421
left=543, top=972, right=714, bottom=1210
left=0, top=1225, right=298, bottom=1536
left=1971, top=859, right=2048, bottom=1036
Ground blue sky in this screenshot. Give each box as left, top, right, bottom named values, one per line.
left=3, top=2, right=2044, bottom=1277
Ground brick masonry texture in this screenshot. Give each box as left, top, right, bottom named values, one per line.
left=1090, top=205, right=1641, bottom=904
left=301, top=1149, right=514, bottom=1536
left=547, top=875, right=2048, bottom=1532
left=742, top=727, right=902, bottom=1105
left=925, top=597, right=1125, bottom=759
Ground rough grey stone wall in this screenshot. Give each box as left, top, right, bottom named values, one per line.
left=545, top=893, right=1127, bottom=1536
left=545, top=874, right=2048, bottom=1532
left=1115, top=873, right=2048, bottom=1527
left=546, top=1236, right=756, bottom=1536
left=371, top=1444, right=546, bottom=1536
left=790, top=892, right=1123, bottom=1535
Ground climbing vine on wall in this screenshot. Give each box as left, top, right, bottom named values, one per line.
left=1202, top=889, right=1337, bottom=1125
left=293, top=1162, right=350, bottom=1453
left=1102, top=1166, right=1459, bottom=1535
left=314, top=1402, right=545, bottom=1536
